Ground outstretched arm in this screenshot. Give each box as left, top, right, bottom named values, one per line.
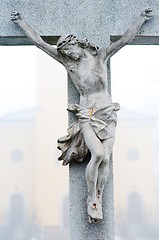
left=11, top=12, right=62, bottom=63
left=103, top=8, right=153, bottom=60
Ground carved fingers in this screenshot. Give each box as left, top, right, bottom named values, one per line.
left=11, top=12, right=22, bottom=23
left=141, top=8, right=153, bottom=21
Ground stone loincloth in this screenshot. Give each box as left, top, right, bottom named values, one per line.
left=57, top=103, right=120, bottom=166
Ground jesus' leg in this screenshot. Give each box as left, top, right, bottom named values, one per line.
left=96, top=122, right=115, bottom=211
left=81, top=122, right=105, bottom=223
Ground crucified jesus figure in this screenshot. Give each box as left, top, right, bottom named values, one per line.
left=11, top=8, right=152, bottom=223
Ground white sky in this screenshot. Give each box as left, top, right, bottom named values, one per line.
left=0, top=46, right=36, bottom=117
left=111, top=45, right=159, bottom=117
left=0, top=45, right=159, bottom=117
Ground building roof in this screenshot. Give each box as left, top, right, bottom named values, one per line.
left=0, top=108, right=37, bottom=122
left=0, top=108, right=156, bottom=123
left=117, top=108, right=156, bottom=122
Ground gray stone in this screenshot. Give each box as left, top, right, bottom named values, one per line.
left=1, top=1, right=159, bottom=46
left=0, top=1, right=158, bottom=240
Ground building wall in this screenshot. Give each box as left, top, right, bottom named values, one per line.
left=0, top=121, right=35, bottom=225
left=34, top=49, right=69, bottom=227
left=114, top=120, right=157, bottom=225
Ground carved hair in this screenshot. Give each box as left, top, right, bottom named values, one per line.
left=78, top=38, right=99, bottom=56
left=57, top=35, right=99, bottom=56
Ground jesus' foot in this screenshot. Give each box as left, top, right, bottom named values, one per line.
left=87, top=199, right=103, bottom=223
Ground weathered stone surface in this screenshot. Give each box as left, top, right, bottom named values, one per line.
left=69, top=159, right=114, bottom=240
left=1, top=1, right=158, bottom=240
left=1, top=0, right=159, bottom=46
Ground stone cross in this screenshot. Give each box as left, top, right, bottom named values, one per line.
left=1, top=1, right=159, bottom=239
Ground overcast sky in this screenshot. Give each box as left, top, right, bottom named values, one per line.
left=0, top=46, right=36, bottom=117
left=111, top=45, right=159, bottom=117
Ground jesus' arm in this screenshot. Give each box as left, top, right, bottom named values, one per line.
left=101, top=8, right=153, bottom=60
left=11, top=12, right=62, bottom=63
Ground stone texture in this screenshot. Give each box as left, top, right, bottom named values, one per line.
left=69, top=158, right=114, bottom=240
left=1, top=0, right=159, bottom=46
left=1, top=1, right=158, bottom=240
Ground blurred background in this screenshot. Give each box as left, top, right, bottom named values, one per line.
left=0, top=45, right=159, bottom=240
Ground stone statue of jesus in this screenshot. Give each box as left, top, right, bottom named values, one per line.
left=11, top=8, right=152, bottom=223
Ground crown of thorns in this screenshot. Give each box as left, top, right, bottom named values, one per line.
left=57, top=35, right=77, bottom=50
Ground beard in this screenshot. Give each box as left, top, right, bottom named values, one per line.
left=60, top=49, right=80, bottom=61
left=68, top=52, right=80, bottom=60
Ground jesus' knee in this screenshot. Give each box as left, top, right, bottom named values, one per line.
left=93, top=147, right=105, bottom=165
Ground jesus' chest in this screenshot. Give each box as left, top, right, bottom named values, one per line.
left=68, top=60, right=107, bottom=93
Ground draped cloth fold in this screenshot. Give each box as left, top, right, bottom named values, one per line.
left=57, top=103, right=120, bottom=166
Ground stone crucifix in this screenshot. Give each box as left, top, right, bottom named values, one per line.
left=11, top=8, right=152, bottom=224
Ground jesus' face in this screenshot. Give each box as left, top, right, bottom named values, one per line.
left=60, top=42, right=85, bottom=60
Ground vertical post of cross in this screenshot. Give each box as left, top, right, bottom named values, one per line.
left=68, top=61, right=115, bottom=240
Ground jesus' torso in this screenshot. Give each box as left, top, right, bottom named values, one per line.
left=62, top=50, right=112, bottom=109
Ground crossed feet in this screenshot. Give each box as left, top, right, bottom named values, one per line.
left=87, top=191, right=103, bottom=224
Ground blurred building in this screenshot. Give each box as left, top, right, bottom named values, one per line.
left=0, top=49, right=69, bottom=240
left=0, top=109, right=37, bottom=239
left=114, top=109, right=158, bottom=238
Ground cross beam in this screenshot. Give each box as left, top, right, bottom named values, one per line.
left=2, top=1, right=159, bottom=47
